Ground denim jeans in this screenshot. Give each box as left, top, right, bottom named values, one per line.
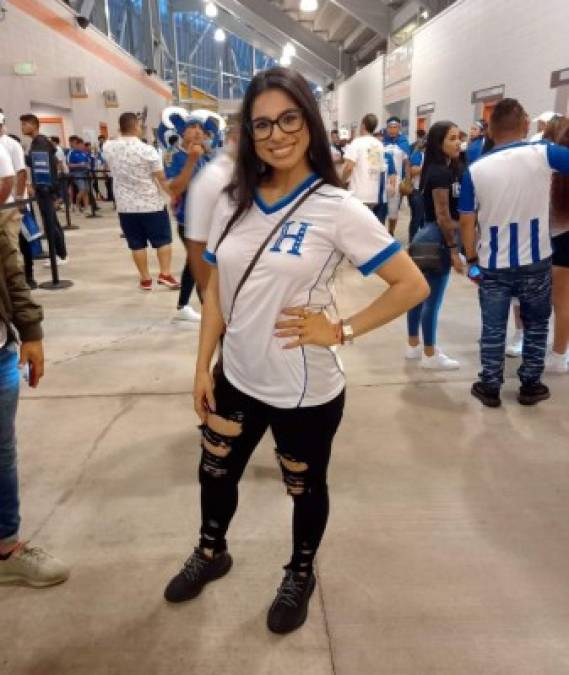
left=407, top=222, right=451, bottom=347
left=0, top=344, right=21, bottom=544
left=478, top=258, right=552, bottom=388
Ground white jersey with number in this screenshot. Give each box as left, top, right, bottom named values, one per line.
left=204, top=174, right=401, bottom=408
left=344, top=136, right=385, bottom=204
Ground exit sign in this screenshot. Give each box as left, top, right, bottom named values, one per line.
left=13, top=62, right=37, bottom=76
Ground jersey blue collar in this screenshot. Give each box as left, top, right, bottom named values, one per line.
left=254, top=173, right=319, bottom=215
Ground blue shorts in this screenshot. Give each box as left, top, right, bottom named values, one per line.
left=73, top=177, right=89, bottom=192
left=118, top=209, right=172, bottom=250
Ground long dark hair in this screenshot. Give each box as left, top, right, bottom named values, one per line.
left=420, top=120, right=460, bottom=192
left=223, top=67, right=342, bottom=233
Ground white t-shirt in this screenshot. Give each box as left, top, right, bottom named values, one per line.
left=103, top=137, right=165, bottom=213
left=186, top=151, right=235, bottom=241
left=344, top=135, right=385, bottom=204
left=0, top=142, right=15, bottom=205
left=204, top=175, right=401, bottom=408
left=54, top=145, right=68, bottom=173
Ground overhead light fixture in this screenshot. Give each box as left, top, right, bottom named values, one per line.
left=214, top=27, right=226, bottom=42
left=205, top=2, right=218, bottom=18
left=420, top=8, right=429, bottom=19
left=283, top=42, right=296, bottom=58
left=300, top=0, right=318, bottom=12
left=279, top=53, right=292, bottom=67
left=315, top=85, right=323, bottom=93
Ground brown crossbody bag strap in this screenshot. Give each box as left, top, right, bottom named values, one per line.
left=216, top=179, right=325, bottom=325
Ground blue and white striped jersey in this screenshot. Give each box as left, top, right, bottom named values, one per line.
left=459, top=141, right=569, bottom=269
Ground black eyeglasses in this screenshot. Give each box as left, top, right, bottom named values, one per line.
left=249, top=108, right=305, bottom=141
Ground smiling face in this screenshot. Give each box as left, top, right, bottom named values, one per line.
left=442, top=125, right=461, bottom=160
left=250, top=88, right=310, bottom=173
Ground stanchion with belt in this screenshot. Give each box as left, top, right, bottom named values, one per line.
left=60, top=175, right=80, bottom=231
left=19, top=193, right=73, bottom=291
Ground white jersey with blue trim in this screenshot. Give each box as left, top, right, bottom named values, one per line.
left=204, top=174, right=401, bottom=408
left=459, top=141, right=569, bottom=269
left=383, top=143, right=406, bottom=179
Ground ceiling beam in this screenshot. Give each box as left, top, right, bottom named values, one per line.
left=343, top=23, right=368, bottom=51
left=327, top=9, right=350, bottom=42
left=170, top=0, right=331, bottom=83
left=355, top=32, right=385, bottom=63
left=213, top=0, right=342, bottom=75
left=328, top=0, right=391, bottom=37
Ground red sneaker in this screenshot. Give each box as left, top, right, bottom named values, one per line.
left=140, top=279, right=152, bottom=291
left=157, top=273, right=181, bottom=290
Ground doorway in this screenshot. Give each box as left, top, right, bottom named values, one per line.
left=416, top=116, right=427, bottom=132
left=99, top=123, right=109, bottom=140
left=482, top=101, right=498, bottom=125
left=38, top=116, right=65, bottom=142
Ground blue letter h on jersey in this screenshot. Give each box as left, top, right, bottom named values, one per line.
left=270, top=221, right=311, bottom=257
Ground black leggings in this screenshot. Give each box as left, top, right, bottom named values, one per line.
left=199, top=371, right=345, bottom=574
left=177, top=224, right=195, bottom=309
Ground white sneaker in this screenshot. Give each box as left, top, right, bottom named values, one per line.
left=43, top=256, right=68, bottom=268
left=0, top=542, right=70, bottom=587
left=506, top=330, right=523, bottom=357
left=405, top=344, right=422, bottom=360
left=173, top=306, right=201, bottom=323
left=545, top=351, right=568, bottom=374
left=420, top=350, right=460, bottom=371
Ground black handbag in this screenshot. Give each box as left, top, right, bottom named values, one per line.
left=408, top=240, right=445, bottom=275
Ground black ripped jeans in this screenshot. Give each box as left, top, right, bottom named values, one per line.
left=199, top=371, right=345, bottom=574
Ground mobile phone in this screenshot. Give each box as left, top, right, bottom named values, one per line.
left=468, top=264, right=482, bottom=283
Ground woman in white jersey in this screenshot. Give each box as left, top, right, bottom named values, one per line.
left=164, top=68, right=428, bottom=634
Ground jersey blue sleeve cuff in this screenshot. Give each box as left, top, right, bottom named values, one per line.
left=358, top=241, right=402, bottom=276
left=458, top=169, right=476, bottom=213
left=547, top=142, right=569, bottom=174
left=203, top=249, right=217, bottom=266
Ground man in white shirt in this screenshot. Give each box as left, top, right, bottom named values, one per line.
left=341, top=113, right=385, bottom=208
left=103, top=112, right=179, bottom=292
left=186, top=120, right=239, bottom=297
left=460, top=98, right=569, bottom=407
left=0, top=113, right=26, bottom=249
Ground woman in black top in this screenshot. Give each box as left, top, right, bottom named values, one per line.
left=406, top=121, right=464, bottom=370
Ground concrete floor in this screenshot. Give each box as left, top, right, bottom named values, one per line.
left=2, top=202, right=569, bottom=675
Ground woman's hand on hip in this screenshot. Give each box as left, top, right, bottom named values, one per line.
left=275, top=307, right=340, bottom=350
left=194, top=369, right=216, bottom=423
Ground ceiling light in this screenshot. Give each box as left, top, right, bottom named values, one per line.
left=420, top=8, right=429, bottom=19
left=205, top=2, right=218, bottom=18
left=279, top=53, right=292, bottom=66
left=283, top=42, right=296, bottom=58
left=300, top=0, right=318, bottom=12
left=214, top=27, right=226, bottom=42
left=315, top=85, right=323, bottom=93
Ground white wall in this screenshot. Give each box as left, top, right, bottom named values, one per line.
left=336, top=56, right=385, bottom=132
left=409, top=0, right=569, bottom=139
left=0, top=0, right=172, bottom=141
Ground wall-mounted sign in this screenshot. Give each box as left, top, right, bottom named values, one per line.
left=417, top=102, right=435, bottom=115
left=471, top=85, right=505, bottom=104
left=103, top=90, right=119, bottom=108
left=551, top=68, right=569, bottom=88
left=13, top=62, right=37, bottom=76
left=69, top=77, right=88, bottom=99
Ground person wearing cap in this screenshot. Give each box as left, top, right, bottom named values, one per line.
left=383, top=116, right=411, bottom=236
left=531, top=111, right=560, bottom=142
left=466, top=121, right=485, bottom=164
left=103, top=112, right=179, bottom=292
left=164, top=114, right=210, bottom=322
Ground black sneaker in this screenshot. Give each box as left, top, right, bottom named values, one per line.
left=267, top=569, right=316, bottom=634
left=518, top=382, right=550, bottom=406
left=471, top=381, right=501, bottom=408
left=164, top=548, right=232, bottom=603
